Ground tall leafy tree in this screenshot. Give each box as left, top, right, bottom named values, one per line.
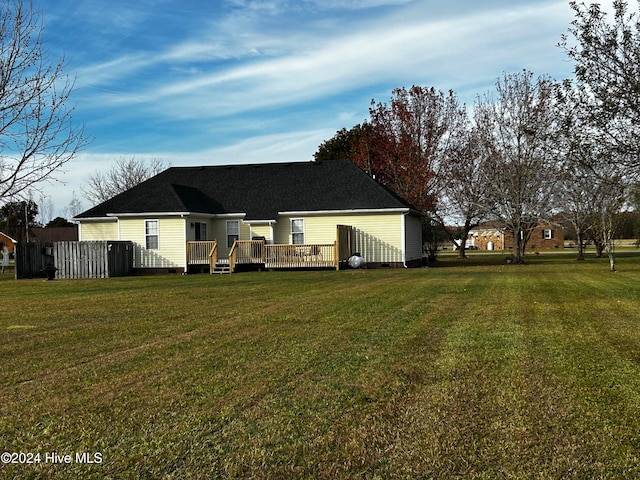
left=0, top=199, right=38, bottom=230
left=0, top=0, right=88, bottom=201
left=313, top=124, right=374, bottom=164
left=355, top=86, right=467, bottom=215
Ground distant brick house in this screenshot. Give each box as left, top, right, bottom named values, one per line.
left=467, top=222, right=564, bottom=252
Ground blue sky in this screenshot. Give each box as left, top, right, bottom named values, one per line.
left=37, top=0, right=590, bottom=218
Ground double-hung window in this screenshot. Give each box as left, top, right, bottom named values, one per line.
left=291, top=219, right=304, bottom=244
left=543, top=229, right=553, bottom=240
left=227, top=220, right=239, bottom=248
left=145, top=220, right=159, bottom=249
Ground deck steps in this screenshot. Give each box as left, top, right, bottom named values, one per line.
left=211, top=262, right=231, bottom=274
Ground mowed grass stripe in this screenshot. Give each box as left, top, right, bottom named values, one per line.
left=1, top=256, right=640, bottom=478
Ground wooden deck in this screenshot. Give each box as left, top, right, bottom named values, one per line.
left=187, top=239, right=340, bottom=273
left=264, top=243, right=336, bottom=269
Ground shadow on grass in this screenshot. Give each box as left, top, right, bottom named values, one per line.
left=429, top=253, right=512, bottom=268
left=429, top=250, right=640, bottom=269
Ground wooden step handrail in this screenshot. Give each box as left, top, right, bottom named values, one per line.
left=208, top=240, right=218, bottom=274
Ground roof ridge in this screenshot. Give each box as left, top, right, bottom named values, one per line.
left=74, top=159, right=413, bottom=219
left=166, top=160, right=327, bottom=171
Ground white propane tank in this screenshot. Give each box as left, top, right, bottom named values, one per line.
left=348, top=254, right=365, bottom=268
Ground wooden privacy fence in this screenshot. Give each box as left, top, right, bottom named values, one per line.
left=15, top=241, right=133, bottom=279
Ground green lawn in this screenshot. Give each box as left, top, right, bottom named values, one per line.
left=1, top=253, right=640, bottom=478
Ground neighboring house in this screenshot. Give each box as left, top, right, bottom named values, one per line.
left=467, top=222, right=564, bottom=251
left=74, top=160, right=424, bottom=273
left=29, top=226, right=79, bottom=243
left=0, top=232, right=17, bottom=254
left=0, top=226, right=77, bottom=246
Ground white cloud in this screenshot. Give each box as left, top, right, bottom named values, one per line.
left=74, top=0, right=573, bottom=120
left=73, top=0, right=575, bottom=115
left=39, top=0, right=579, bottom=217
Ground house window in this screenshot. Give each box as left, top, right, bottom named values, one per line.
left=145, top=220, right=159, bottom=249
left=227, top=220, right=239, bottom=248
left=543, top=229, right=553, bottom=239
left=291, top=219, right=304, bottom=244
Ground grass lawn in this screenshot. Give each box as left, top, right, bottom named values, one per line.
left=1, top=252, right=640, bottom=478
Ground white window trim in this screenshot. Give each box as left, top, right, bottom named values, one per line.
left=145, top=219, right=159, bottom=250
left=291, top=218, right=305, bottom=245
left=227, top=220, right=240, bottom=248
left=544, top=229, right=552, bottom=240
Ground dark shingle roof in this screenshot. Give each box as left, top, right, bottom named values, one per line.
left=76, top=160, right=413, bottom=220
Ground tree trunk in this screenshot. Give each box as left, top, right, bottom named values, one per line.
left=594, top=241, right=605, bottom=258
left=512, top=235, right=524, bottom=264
left=456, top=221, right=475, bottom=259
left=576, top=231, right=585, bottom=261
left=606, top=243, right=616, bottom=272
left=608, top=251, right=616, bottom=272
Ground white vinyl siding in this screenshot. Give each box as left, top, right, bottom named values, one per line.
left=119, top=217, right=186, bottom=268
left=79, top=220, right=118, bottom=241
left=249, top=224, right=272, bottom=243
left=404, top=214, right=423, bottom=263
left=207, top=217, right=248, bottom=258
left=186, top=218, right=211, bottom=242
left=274, top=212, right=409, bottom=264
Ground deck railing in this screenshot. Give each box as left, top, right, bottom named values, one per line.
left=229, top=240, right=265, bottom=273
left=236, top=240, right=266, bottom=264
left=190, top=239, right=338, bottom=273
left=187, top=240, right=218, bottom=265
left=265, top=243, right=336, bottom=269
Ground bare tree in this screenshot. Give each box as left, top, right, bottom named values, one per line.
left=554, top=83, right=598, bottom=261
left=82, top=157, right=170, bottom=205
left=555, top=79, right=634, bottom=270
left=434, top=123, right=491, bottom=259
left=555, top=161, right=597, bottom=261
left=37, top=193, right=54, bottom=226
left=475, top=71, right=558, bottom=264
left=67, top=191, right=83, bottom=219
left=560, top=0, right=640, bottom=171
left=0, top=0, right=88, bottom=201
left=591, top=174, right=627, bottom=272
